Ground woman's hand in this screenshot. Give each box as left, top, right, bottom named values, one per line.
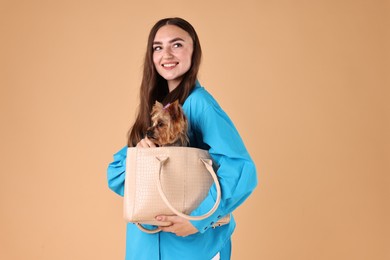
left=136, top=137, right=156, bottom=148
left=156, top=215, right=198, bottom=237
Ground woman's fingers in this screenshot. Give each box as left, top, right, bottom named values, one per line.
left=145, top=137, right=156, bottom=147
left=156, top=215, right=198, bottom=237
left=136, top=137, right=156, bottom=148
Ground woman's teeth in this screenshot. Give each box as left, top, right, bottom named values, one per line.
left=162, top=63, right=177, bottom=67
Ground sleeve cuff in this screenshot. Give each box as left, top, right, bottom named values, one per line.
left=189, top=192, right=226, bottom=233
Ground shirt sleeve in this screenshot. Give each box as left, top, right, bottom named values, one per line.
left=189, top=103, right=258, bottom=233
left=107, top=146, right=128, bottom=197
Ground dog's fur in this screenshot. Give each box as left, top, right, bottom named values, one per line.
left=146, top=100, right=189, bottom=146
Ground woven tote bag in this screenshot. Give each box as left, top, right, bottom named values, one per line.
left=123, top=147, right=229, bottom=233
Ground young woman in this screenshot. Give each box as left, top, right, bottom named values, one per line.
left=107, top=17, right=257, bottom=260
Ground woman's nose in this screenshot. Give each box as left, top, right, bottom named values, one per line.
left=162, top=48, right=173, bottom=59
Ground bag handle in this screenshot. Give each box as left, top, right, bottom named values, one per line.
left=155, top=156, right=222, bottom=221
left=135, top=224, right=161, bottom=234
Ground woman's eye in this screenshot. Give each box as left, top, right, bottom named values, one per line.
left=153, top=46, right=162, bottom=51
left=173, top=43, right=182, bottom=48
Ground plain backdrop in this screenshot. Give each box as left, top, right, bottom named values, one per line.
left=1, top=0, right=389, bottom=259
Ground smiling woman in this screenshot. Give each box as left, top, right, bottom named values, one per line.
left=107, top=17, right=257, bottom=260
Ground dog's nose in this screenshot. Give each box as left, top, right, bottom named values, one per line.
left=146, top=129, right=154, bottom=138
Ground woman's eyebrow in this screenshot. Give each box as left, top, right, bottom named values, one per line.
left=169, top=37, right=185, bottom=43
left=153, top=37, right=185, bottom=45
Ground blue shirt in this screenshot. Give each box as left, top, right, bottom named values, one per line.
left=107, top=81, right=258, bottom=260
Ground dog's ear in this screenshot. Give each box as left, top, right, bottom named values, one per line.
left=166, top=100, right=181, bottom=121
left=154, top=101, right=164, bottom=110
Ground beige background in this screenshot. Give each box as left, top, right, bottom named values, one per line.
left=1, top=0, right=389, bottom=259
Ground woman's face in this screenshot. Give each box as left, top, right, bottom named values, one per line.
left=152, top=25, right=194, bottom=92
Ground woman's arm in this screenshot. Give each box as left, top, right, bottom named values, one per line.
left=188, top=96, right=258, bottom=233
left=107, top=146, right=128, bottom=196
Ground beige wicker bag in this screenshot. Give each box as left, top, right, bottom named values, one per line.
left=123, top=147, right=230, bottom=233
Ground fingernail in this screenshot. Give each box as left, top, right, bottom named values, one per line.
left=156, top=216, right=162, bottom=221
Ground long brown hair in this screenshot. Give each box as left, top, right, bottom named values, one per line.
left=128, top=17, right=202, bottom=147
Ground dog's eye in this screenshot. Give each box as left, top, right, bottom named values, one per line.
left=157, top=122, right=164, bottom=127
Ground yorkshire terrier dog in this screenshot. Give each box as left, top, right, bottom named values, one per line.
left=146, top=100, right=189, bottom=146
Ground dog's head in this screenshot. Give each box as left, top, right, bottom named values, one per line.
left=146, top=100, right=189, bottom=146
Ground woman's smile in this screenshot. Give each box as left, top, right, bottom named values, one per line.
left=161, top=62, right=179, bottom=69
